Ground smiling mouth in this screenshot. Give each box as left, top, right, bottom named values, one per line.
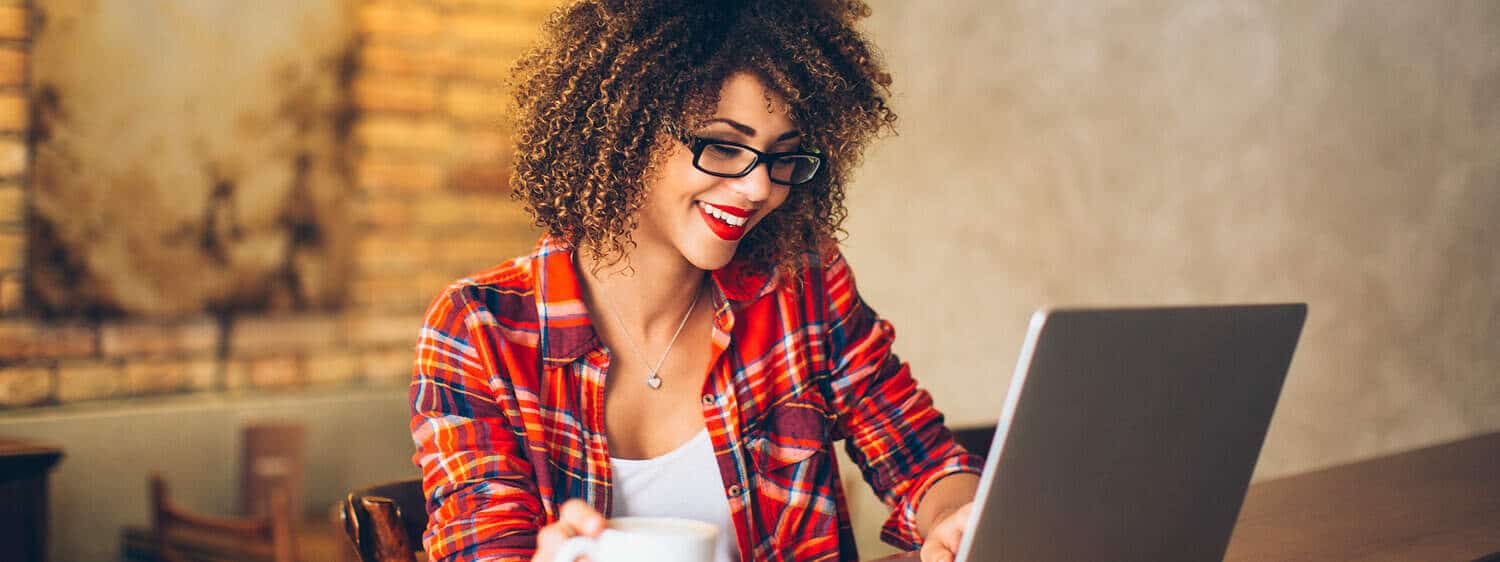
left=697, top=201, right=749, bottom=227
left=696, top=201, right=753, bottom=241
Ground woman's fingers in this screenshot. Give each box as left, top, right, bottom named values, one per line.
left=533, top=500, right=606, bottom=562
left=919, top=502, right=973, bottom=562
left=536, top=525, right=570, bottom=551
left=535, top=523, right=575, bottom=562
left=560, top=499, right=607, bottom=535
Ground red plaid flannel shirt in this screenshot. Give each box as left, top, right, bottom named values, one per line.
left=410, top=236, right=981, bottom=561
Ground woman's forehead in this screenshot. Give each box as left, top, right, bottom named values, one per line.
left=699, top=72, right=797, bottom=134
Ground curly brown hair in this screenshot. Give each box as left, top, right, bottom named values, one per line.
left=508, top=0, right=896, bottom=278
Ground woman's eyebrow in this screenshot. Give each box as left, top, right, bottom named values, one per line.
left=703, top=118, right=801, bottom=141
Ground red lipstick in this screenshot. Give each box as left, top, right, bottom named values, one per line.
left=697, top=202, right=751, bottom=241
left=712, top=204, right=751, bottom=218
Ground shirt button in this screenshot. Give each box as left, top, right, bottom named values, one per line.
left=701, top=394, right=715, bottom=406
left=727, top=485, right=742, bottom=497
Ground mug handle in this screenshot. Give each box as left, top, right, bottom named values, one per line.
left=553, top=536, right=598, bottom=562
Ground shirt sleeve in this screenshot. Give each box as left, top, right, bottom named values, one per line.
left=818, top=250, right=984, bottom=551
left=410, top=285, right=544, bottom=562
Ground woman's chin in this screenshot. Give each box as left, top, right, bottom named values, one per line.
left=682, top=243, right=739, bottom=272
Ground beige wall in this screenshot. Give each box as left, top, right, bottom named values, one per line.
left=837, top=0, right=1499, bottom=556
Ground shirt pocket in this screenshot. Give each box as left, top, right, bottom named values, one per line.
left=747, top=394, right=835, bottom=472
left=745, top=394, right=843, bottom=561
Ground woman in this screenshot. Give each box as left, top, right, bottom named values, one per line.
left=410, top=1, right=982, bottom=561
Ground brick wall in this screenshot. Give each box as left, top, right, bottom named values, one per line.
left=0, top=2, right=25, bottom=320
left=0, top=0, right=555, bottom=410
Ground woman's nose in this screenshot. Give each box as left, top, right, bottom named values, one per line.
left=727, top=163, right=775, bottom=202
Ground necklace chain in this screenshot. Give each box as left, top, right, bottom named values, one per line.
left=598, top=278, right=702, bottom=390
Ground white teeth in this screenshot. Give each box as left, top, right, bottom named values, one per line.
left=699, top=202, right=747, bottom=227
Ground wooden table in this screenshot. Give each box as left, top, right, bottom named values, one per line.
left=869, top=432, right=1500, bottom=562
left=0, top=438, right=65, bottom=562
left=1224, top=432, right=1500, bottom=561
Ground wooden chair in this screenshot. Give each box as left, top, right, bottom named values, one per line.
left=149, top=472, right=297, bottom=562
left=341, top=478, right=427, bottom=562
left=952, top=423, right=997, bottom=459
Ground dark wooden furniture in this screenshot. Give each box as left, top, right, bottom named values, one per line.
left=341, top=478, right=427, bottom=562
left=122, top=506, right=356, bottom=562
left=149, top=473, right=296, bottom=562
left=950, top=424, right=994, bottom=461
left=0, top=438, right=64, bottom=562
left=240, top=423, right=307, bottom=519
left=866, top=431, right=1500, bottom=562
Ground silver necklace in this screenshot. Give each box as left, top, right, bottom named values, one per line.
left=598, top=281, right=702, bottom=390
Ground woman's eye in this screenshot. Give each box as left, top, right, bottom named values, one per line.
left=707, top=145, right=741, bottom=157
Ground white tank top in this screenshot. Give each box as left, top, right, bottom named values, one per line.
left=610, top=429, right=739, bottom=562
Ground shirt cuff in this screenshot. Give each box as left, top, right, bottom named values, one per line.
left=878, top=453, right=984, bottom=551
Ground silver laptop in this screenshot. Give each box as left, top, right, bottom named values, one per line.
left=954, top=304, right=1307, bottom=562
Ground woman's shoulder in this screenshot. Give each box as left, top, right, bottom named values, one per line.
left=460, top=254, right=536, bottom=292
left=778, top=246, right=866, bottom=320
left=423, top=251, right=540, bottom=327
left=748, top=246, right=857, bottom=304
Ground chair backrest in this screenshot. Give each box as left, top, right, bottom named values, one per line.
left=150, top=472, right=296, bottom=562
left=341, top=478, right=426, bottom=562
left=952, top=424, right=997, bottom=460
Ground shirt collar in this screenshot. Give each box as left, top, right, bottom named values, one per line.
left=531, top=236, right=600, bottom=365
left=709, top=257, right=781, bottom=304
left=530, top=235, right=782, bottom=365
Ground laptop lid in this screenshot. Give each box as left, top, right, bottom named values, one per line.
left=955, top=304, right=1307, bottom=562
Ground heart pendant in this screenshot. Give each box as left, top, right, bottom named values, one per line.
left=646, top=373, right=663, bottom=389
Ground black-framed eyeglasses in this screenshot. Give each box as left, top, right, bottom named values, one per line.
left=687, top=137, right=825, bottom=186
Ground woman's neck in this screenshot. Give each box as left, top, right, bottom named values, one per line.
left=575, top=242, right=709, bottom=339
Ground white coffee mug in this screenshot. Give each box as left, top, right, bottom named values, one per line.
left=553, top=516, right=718, bottom=562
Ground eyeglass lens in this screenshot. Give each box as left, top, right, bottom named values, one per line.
left=697, top=143, right=820, bottom=185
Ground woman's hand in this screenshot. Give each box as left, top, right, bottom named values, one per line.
left=533, top=499, right=607, bottom=562
left=919, top=501, right=973, bottom=562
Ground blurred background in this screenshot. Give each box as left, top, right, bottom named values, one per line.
left=0, top=0, right=1494, bottom=560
